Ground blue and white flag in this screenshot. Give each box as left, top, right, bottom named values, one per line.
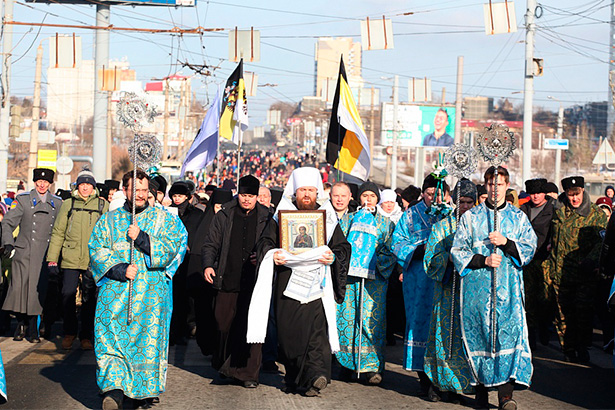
left=180, top=88, right=222, bottom=176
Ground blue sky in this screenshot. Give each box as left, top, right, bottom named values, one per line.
left=6, top=0, right=612, bottom=124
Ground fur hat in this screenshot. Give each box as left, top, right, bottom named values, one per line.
left=169, top=181, right=192, bottom=197
left=238, top=175, right=260, bottom=195
left=525, top=178, right=547, bottom=195
left=33, top=168, right=54, bottom=183
left=561, top=176, right=584, bottom=191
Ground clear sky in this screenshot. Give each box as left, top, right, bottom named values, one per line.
left=5, top=0, right=612, bottom=124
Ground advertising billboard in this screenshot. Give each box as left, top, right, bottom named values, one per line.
left=381, top=103, right=456, bottom=147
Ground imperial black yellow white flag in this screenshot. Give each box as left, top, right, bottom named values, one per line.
left=326, top=57, right=370, bottom=181
left=219, top=59, right=249, bottom=145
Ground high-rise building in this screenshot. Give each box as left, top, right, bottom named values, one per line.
left=463, top=96, right=494, bottom=120
left=314, top=37, right=362, bottom=100
left=46, top=35, right=95, bottom=131
left=46, top=35, right=136, bottom=132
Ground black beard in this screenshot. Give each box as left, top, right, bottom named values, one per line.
left=124, top=200, right=148, bottom=214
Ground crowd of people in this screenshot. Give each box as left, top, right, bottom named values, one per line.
left=0, top=153, right=612, bottom=410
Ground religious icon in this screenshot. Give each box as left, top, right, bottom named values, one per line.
left=279, top=210, right=326, bottom=254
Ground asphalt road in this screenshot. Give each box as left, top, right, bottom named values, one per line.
left=0, top=324, right=613, bottom=409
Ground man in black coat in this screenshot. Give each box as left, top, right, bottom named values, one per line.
left=520, top=178, right=555, bottom=349
left=168, top=181, right=204, bottom=345
left=202, top=175, right=270, bottom=388
left=188, top=188, right=233, bottom=356
left=254, top=167, right=351, bottom=397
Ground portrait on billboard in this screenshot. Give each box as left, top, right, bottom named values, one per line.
left=422, top=108, right=454, bottom=147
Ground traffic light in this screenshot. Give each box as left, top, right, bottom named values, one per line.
left=9, top=105, right=21, bottom=139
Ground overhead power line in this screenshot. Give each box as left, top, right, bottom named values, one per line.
left=5, top=20, right=225, bottom=34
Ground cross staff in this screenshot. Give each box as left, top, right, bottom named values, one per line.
left=356, top=276, right=365, bottom=378
left=117, top=92, right=159, bottom=325
left=443, top=143, right=478, bottom=358
left=476, top=123, right=516, bottom=354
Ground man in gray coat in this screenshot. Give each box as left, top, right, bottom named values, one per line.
left=2, top=168, right=63, bottom=343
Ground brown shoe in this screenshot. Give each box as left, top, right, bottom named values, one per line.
left=62, top=335, right=76, bottom=350
left=81, top=339, right=94, bottom=350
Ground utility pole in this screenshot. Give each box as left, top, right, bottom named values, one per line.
left=178, top=80, right=186, bottom=157
left=555, top=104, right=563, bottom=183
left=93, top=4, right=110, bottom=181
left=391, top=75, right=399, bottom=190
left=163, top=78, right=169, bottom=160
left=608, top=0, right=615, bottom=138
left=0, top=0, right=15, bottom=193
left=522, top=0, right=536, bottom=183
left=369, top=86, right=375, bottom=178
left=455, top=56, right=464, bottom=143
left=28, top=44, right=43, bottom=189
left=106, top=91, right=113, bottom=178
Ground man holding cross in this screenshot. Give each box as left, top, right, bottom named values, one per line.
left=451, top=166, right=537, bottom=410
left=88, top=169, right=187, bottom=409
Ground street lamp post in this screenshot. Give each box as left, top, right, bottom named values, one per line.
left=548, top=96, right=563, bottom=183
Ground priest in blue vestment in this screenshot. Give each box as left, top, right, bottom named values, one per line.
left=423, top=179, right=477, bottom=403
left=89, top=169, right=187, bottom=409
left=451, top=166, right=537, bottom=410
left=336, top=182, right=396, bottom=385
left=391, top=174, right=450, bottom=396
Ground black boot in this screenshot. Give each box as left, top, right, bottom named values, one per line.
left=427, top=385, right=441, bottom=402
left=102, top=390, right=123, bottom=410
left=577, top=347, right=590, bottom=364
left=13, top=323, right=25, bottom=341
left=475, top=384, right=489, bottom=409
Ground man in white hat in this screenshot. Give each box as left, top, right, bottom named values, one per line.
left=249, top=167, right=351, bottom=397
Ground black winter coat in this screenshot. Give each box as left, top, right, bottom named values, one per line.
left=201, top=199, right=270, bottom=290
left=520, top=196, right=555, bottom=261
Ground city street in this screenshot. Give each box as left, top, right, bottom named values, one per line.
left=0, top=325, right=613, bottom=409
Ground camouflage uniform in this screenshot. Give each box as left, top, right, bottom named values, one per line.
left=543, top=193, right=607, bottom=357
left=520, top=196, right=555, bottom=342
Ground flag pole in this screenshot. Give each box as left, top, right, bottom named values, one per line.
left=237, top=129, right=242, bottom=183
left=216, top=128, right=220, bottom=187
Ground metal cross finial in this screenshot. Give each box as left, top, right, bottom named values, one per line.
left=477, top=123, right=516, bottom=167
left=117, top=92, right=157, bottom=132
left=444, top=143, right=478, bottom=180
left=116, top=92, right=160, bottom=325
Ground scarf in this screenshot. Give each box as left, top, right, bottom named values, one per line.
left=247, top=197, right=341, bottom=352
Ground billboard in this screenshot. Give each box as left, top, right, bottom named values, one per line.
left=381, top=103, right=456, bottom=147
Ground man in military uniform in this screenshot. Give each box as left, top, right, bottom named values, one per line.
left=544, top=176, right=607, bottom=363
left=1, top=168, right=63, bottom=343
left=520, top=178, right=555, bottom=349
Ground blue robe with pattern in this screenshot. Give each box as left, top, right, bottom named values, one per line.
left=391, top=200, right=445, bottom=371
left=336, top=209, right=396, bottom=373
left=88, top=205, right=187, bottom=399
left=424, top=215, right=475, bottom=393
left=451, top=203, right=537, bottom=387
left=608, top=279, right=615, bottom=372
left=0, top=348, right=6, bottom=403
